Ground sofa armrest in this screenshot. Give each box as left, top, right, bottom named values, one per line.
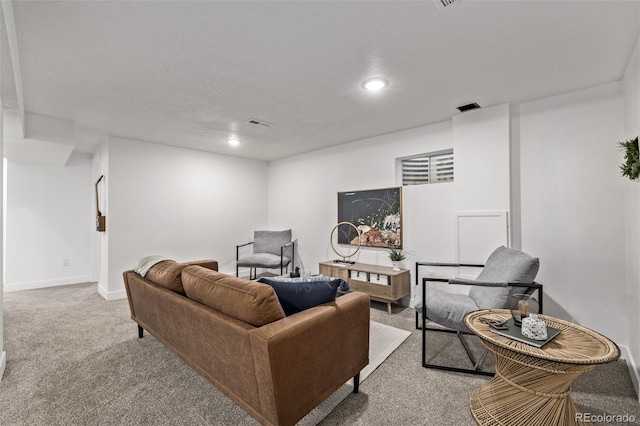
left=249, top=292, right=370, bottom=426
left=186, top=260, right=218, bottom=271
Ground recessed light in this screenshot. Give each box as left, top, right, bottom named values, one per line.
left=227, top=138, right=240, bottom=147
left=362, top=77, right=388, bottom=92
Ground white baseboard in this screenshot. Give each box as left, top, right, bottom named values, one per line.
left=0, top=351, right=6, bottom=382
left=4, top=275, right=93, bottom=292
left=619, top=345, right=640, bottom=401
left=97, top=284, right=127, bottom=301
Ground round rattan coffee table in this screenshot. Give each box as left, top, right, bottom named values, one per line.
left=465, top=309, right=620, bottom=426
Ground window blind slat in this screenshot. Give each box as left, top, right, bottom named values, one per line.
left=401, top=150, right=453, bottom=185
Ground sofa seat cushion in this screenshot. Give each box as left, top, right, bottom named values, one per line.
left=182, top=266, right=285, bottom=327
left=145, top=260, right=189, bottom=294
left=257, top=277, right=348, bottom=316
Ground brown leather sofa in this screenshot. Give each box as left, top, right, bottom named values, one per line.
left=123, top=260, right=370, bottom=426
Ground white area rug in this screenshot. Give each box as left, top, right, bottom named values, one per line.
left=298, top=321, right=412, bottom=426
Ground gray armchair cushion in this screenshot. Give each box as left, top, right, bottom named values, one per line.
left=476, top=245, right=539, bottom=283
left=254, top=229, right=292, bottom=257
left=237, top=253, right=291, bottom=269
left=468, top=246, right=540, bottom=309
left=420, top=287, right=479, bottom=333
left=467, top=282, right=509, bottom=310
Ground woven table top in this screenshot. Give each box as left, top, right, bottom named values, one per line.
left=465, top=309, right=620, bottom=365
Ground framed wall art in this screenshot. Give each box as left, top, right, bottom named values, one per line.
left=337, top=187, right=402, bottom=249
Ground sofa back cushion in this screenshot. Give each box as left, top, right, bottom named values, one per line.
left=181, top=266, right=285, bottom=327
left=145, top=260, right=189, bottom=294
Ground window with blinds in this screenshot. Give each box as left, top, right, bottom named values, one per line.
left=400, top=150, right=454, bottom=186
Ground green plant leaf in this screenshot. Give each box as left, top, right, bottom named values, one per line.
left=388, top=248, right=406, bottom=261
left=618, top=137, right=640, bottom=181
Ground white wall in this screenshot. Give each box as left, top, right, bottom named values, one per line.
left=453, top=104, right=512, bottom=265
left=268, top=104, right=511, bottom=304
left=268, top=121, right=454, bottom=283
left=0, top=96, right=6, bottom=380
left=89, top=147, right=103, bottom=283
left=519, top=82, right=627, bottom=344
left=95, top=141, right=109, bottom=296
left=623, top=35, right=640, bottom=396
left=4, top=152, right=93, bottom=291
left=453, top=103, right=511, bottom=214
left=100, top=137, right=269, bottom=299
left=270, top=89, right=628, bottom=352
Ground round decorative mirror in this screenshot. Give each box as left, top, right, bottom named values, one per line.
left=330, top=221, right=362, bottom=264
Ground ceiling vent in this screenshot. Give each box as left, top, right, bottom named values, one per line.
left=433, top=0, right=461, bottom=11
left=456, top=102, right=481, bottom=113
left=245, top=118, right=273, bottom=128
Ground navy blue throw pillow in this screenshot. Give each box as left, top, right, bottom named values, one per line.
left=257, top=277, right=349, bottom=316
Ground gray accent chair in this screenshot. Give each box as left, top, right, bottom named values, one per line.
left=415, top=246, right=543, bottom=375
left=236, top=230, right=295, bottom=279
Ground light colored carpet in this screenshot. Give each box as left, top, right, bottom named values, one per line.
left=1, top=283, right=638, bottom=425
left=0, top=283, right=409, bottom=426
left=323, top=302, right=640, bottom=425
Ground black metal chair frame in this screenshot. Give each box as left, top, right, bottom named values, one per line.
left=236, top=240, right=295, bottom=279
left=415, top=261, right=543, bottom=376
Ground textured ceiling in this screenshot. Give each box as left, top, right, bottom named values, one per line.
left=2, top=1, right=639, bottom=161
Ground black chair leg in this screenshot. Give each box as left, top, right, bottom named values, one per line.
left=138, top=325, right=144, bottom=339
left=419, top=312, right=493, bottom=376
left=457, top=331, right=488, bottom=371
left=415, top=311, right=422, bottom=329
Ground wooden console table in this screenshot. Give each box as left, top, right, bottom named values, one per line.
left=319, top=261, right=410, bottom=314
left=465, top=309, right=620, bottom=426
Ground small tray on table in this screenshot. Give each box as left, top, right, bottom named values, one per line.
left=490, top=318, right=561, bottom=348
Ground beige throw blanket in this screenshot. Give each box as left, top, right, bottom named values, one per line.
left=135, top=254, right=170, bottom=277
